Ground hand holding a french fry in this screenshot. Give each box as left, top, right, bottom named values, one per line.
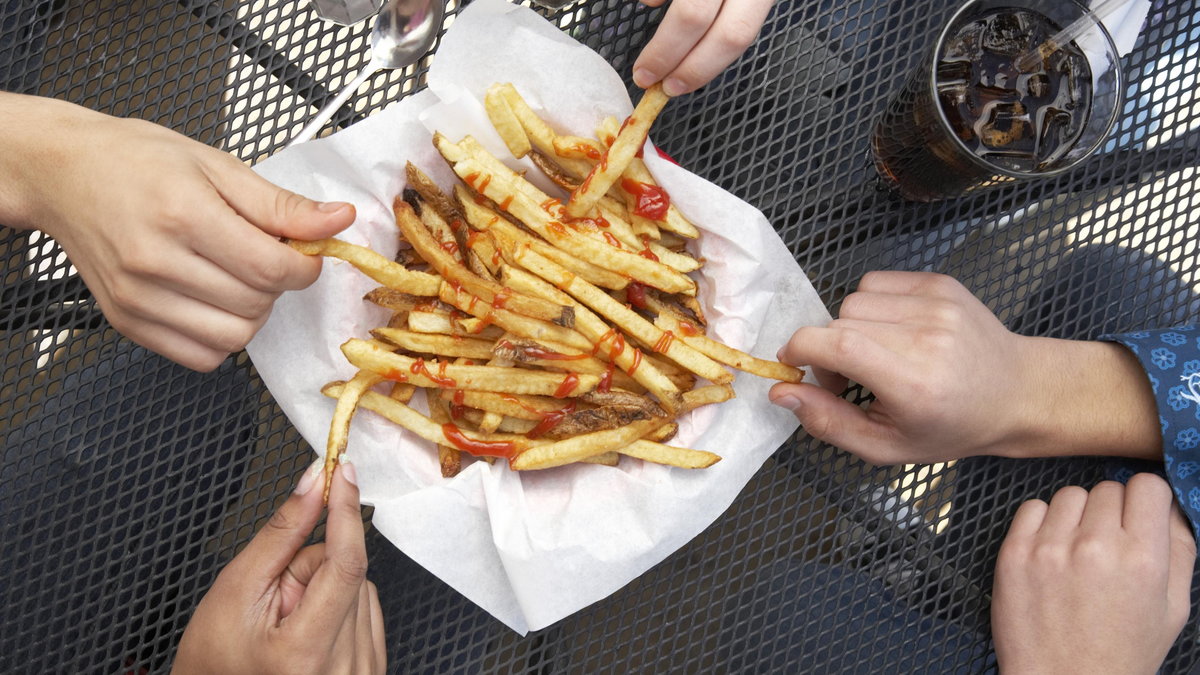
left=173, top=461, right=385, bottom=675
left=770, top=271, right=1161, bottom=465
left=631, top=0, right=777, bottom=95
left=0, top=92, right=356, bottom=372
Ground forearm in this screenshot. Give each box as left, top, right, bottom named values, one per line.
left=1005, top=336, right=1161, bottom=461
left=0, top=92, right=104, bottom=231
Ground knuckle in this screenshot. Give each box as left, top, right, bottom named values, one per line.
left=920, top=273, right=960, bottom=297
left=838, top=293, right=865, bottom=319
left=275, top=189, right=309, bottom=221
left=251, top=256, right=292, bottom=289
left=717, top=17, right=760, bottom=51
left=830, top=328, right=861, bottom=362
left=674, top=3, right=715, bottom=31
left=916, top=327, right=955, bottom=353
left=1071, top=534, right=1111, bottom=567
left=1029, top=540, right=1069, bottom=571
left=331, top=552, right=369, bottom=586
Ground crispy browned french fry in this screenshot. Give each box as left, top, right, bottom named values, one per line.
left=511, top=418, right=666, bottom=470
left=485, top=83, right=532, bottom=158
left=643, top=422, right=678, bottom=444
left=405, top=162, right=467, bottom=234
left=370, top=327, right=497, bottom=360
left=289, top=238, right=441, bottom=296
left=537, top=404, right=655, bottom=440
left=395, top=197, right=574, bottom=327
left=427, top=396, right=463, bottom=478
left=566, top=83, right=670, bottom=218
left=510, top=244, right=732, bottom=384
left=324, top=371, right=382, bottom=502
left=619, top=440, right=720, bottom=468
left=412, top=192, right=466, bottom=265
left=364, top=288, right=430, bottom=312
left=342, top=339, right=599, bottom=397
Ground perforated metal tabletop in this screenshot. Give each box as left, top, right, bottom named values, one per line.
left=3, top=0, right=1200, bottom=672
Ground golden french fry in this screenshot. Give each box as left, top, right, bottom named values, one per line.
left=389, top=381, right=416, bottom=404
left=456, top=187, right=629, bottom=290
left=437, top=282, right=592, bottom=351
left=652, top=310, right=803, bottom=383
left=342, top=339, right=599, bottom=397
left=619, top=440, right=720, bottom=469
left=581, top=452, right=619, bottom=466
left=597, top=116, right=699, bottom=239
left=485, top=83, right=532, bottom=158
left=681, top=384, right=736, bottom=411
left=370, top=327, right=497, bottom=360
left=566, top=83, right=670, bottom=218
left=289, top=238, right=442, bottom=296
left=323, top=382, right=531, bottom=459
left=493, top=82, right=595, bottom=179
left=511, top=418, right=666, bottom=470
left=324, top=371, right=382, bottom=502
left=439, top=389, right=564, bottom=421
left=500, top=264, right=683, bottom=411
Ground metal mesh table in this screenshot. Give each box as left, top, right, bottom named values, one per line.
left=3, top=0, right=1199, bottom=672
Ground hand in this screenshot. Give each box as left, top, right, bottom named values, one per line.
left=770, top=271, right=1161, bottom=465
left=631, top=0, right=775, bottom=96
left=0, top=93, right=355, bottom=371
left=173, top=461, right=385, bottom=675
left=991, top=475, right=1195, bottom=674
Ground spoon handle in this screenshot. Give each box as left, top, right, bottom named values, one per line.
left=290, top=58, right=381, bottom=145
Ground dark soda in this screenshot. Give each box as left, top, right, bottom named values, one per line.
left=873, top=8, right=1094, bottom=201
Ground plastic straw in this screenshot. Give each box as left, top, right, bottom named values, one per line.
left=1015, top=0, right=1125, bottom=70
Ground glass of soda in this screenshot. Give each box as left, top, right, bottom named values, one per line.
left=871, top=0, right=1123, bottom=202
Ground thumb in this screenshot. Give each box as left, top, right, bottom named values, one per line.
left=769, top=382, right=897, bottom=463
left=207, top=156, right=355, bottom=239
left=227, top=460, right=327, bottom=586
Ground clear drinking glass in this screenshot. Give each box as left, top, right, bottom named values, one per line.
left=871, top=0, right=1123, bottom=202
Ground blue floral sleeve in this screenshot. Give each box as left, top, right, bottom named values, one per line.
left=1102, top=327, right=1200, bottom=538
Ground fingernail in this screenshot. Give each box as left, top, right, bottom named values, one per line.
left=339, top=453, right=358, bottom=486
left=771, top=394, right=803, bottom=412
left=318, top=201, right=351, bottom=213
left=295, top=459, right=324, bottom=495
left=633, top=67, right=659, bottom=88
left=662, top=78, right=689, bottom=97
left=776, top=346, right=787, bottom=362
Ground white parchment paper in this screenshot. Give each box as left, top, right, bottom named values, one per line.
left=248, top=0, right=831, bottom=634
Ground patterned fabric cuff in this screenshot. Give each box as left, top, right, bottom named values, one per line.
left=1101, top=327, right=1200, bottom=540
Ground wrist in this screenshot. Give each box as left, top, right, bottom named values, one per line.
left=0, top=93, right=104, bottom=233
left=1000, top=336, right=1161, bottom=460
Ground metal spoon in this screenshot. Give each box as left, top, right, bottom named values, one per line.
left=291, top=0, right=444, bottom=145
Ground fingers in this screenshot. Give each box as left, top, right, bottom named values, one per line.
left=189, top=200, right=329, bottom=294
left=292, top=462, right=368, bottom=644
left=839, top=291, right=959, bottom=326
left=1005, top=498, right=1050, bottom=542
left=1123, top=473, right=1174, bottom=538
left=633, top=0, right=723, bottom=90
left=205, top=156, right=355, bottom=241
left=229, top=461, right=326, bottom=586
left=856, top=271, right=969, bottom=299
left=369, top=582, right=386, bottom=673
left=1079, top=481, right=1125, bottom=535
left=279, top=543, right=327, bottom=618
left=1166, top=505, right=1197, bottom=621
left=355, top=582, right=376, bottom=674
left=103, top=313, right=233, bottom=372
left=769, top=382, right=897, bottom=461
left=1037, top=486, right=1088, bottom=539
left=648, top=0, right=775, bottom=95
left=778, top=324, right=904, bottom=397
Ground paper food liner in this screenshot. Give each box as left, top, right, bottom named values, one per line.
left=248, top=0, right=831, bottom=634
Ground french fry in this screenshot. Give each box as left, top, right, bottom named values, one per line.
left=342, top=339, right=599, bottom=397
left=389, top=380, right=416, bottom=404
left=566, top=83, right=670, bottom=218
left=651, top=307, right=803, bottom=383
left=500, top=264, right=683, bottom=411
left=485, top=83, right=532, bottom=158
left=370, top=327, right=497, bottom=360
left=493, top=82, right=595, bottom=179
left=437, top=282, right=593, bottom=351
left=456, top=187, right=630, bottom=290
left=439, top=389, right=564, bottom=421
left=394, top=197, right=574, bottom=327
left=427, top=395, right=463, bottom=478
left=323, top=382, right=531, bottom=458
left=289, top=238, right=441, bottom=296
left=619, top=440, right=721, bottom=469
left=324, top=371, right=383, bottom=502
left=597, top=116, right=700, bottom=239
left=509, top=244, right=732, bottom=384
left=511, top=418, right=666, bottom=470
left=364, top=288, right=429, bottom=312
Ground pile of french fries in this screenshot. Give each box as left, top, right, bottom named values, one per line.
left=293, top=82, right=803, bottom=499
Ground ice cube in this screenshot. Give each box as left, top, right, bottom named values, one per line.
left=982, top=12, right=1029, bottom=56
